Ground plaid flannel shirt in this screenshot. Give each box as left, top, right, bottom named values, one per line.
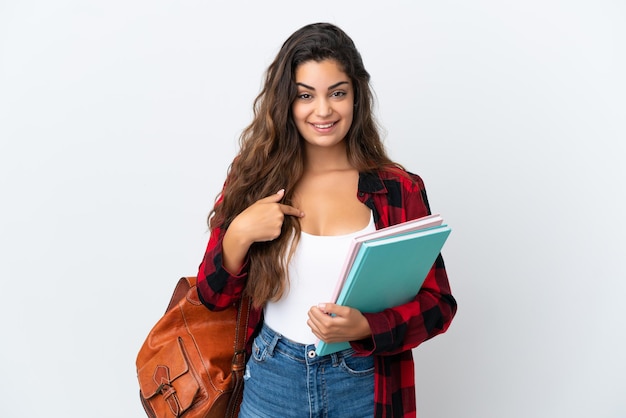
left=197, top=169, right=457, bottom=418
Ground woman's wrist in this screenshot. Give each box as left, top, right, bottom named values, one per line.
left=222, top=225, right=251, bottom=273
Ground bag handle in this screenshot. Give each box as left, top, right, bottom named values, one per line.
left=165, top=277, right=194, bottom=313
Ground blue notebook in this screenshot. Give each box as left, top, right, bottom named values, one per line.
left=315, top=221, right=451, bottom=356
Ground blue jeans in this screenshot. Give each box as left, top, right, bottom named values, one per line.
left=239, top=323, right=375, bottom=418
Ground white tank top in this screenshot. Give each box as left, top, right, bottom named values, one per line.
left=264, top=213, right=376, bottom=344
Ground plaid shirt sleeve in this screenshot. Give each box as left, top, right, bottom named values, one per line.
left=196, top=188, right=250, bottom=310
left=351, top=169, right=457, bottom=417
left=196, top=222, right=249, bottom=310
left=196, top=194, right=264, bottom=352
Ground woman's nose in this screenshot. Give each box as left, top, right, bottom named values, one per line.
left=315, top=98, right=332, bottom=118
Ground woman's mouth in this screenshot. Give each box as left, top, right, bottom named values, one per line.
left=312, top=122, right=336, bottom=129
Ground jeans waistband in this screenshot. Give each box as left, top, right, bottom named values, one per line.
left=258, top=322, right=356, bottom=365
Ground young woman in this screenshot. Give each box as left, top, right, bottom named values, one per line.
left=197, top=22, right=457, bottom=418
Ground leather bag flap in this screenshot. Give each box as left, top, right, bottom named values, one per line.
left=137, top=337, right=199, bottom=410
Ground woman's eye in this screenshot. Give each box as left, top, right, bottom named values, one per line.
left=297, top=93, right=312, bottom=100
left=331, top=91, right=346, bottom=98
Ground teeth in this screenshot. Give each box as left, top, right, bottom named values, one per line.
left=314, top=123, right=334, bottom=129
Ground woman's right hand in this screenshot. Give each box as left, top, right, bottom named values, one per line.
left=222, top=189, right=303, bottom=273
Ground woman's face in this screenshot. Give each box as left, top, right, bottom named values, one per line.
left=292, top=59, right=354, bottom=151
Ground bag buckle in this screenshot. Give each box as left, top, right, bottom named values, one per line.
left=154, top=365, right=183, bottom=417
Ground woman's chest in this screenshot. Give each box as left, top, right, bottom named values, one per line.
left=294, top=171, right=371, bottom=236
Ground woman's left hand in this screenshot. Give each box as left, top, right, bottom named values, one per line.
left=307, top=303, right=372, bottom=343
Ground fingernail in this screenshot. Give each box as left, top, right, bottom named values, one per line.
left=277, top=189, right=285, bottom=195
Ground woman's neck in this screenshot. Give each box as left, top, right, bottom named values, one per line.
left=303, top=142, right=352, bottom=173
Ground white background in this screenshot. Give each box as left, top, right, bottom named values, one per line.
left=1, top=1, right=625, bottom=417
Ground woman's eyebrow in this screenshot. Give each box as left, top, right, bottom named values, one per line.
left=295, top=81, right=350, bottom=90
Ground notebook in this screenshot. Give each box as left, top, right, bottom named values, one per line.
left=315, top=216, right=451, bottom=356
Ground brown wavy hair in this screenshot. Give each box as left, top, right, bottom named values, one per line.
left=209, top=23, right=403, bottom=307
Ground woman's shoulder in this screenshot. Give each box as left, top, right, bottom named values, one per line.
left=372, top=166, right=425, bottom=190
left=363, top=166, right=432, bottom=219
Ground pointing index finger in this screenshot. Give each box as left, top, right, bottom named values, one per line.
left=278, top=204, right=304, bottom=218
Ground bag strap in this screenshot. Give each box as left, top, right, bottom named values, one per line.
left=233, top=295, right=251, bottom=371
left=226, top=296, right=252, bottom=417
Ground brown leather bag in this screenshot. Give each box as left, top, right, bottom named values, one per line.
left=136, top=277, right=251, bottom=418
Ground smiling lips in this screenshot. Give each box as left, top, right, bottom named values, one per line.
left=311, top=122, right=336, bottom=129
